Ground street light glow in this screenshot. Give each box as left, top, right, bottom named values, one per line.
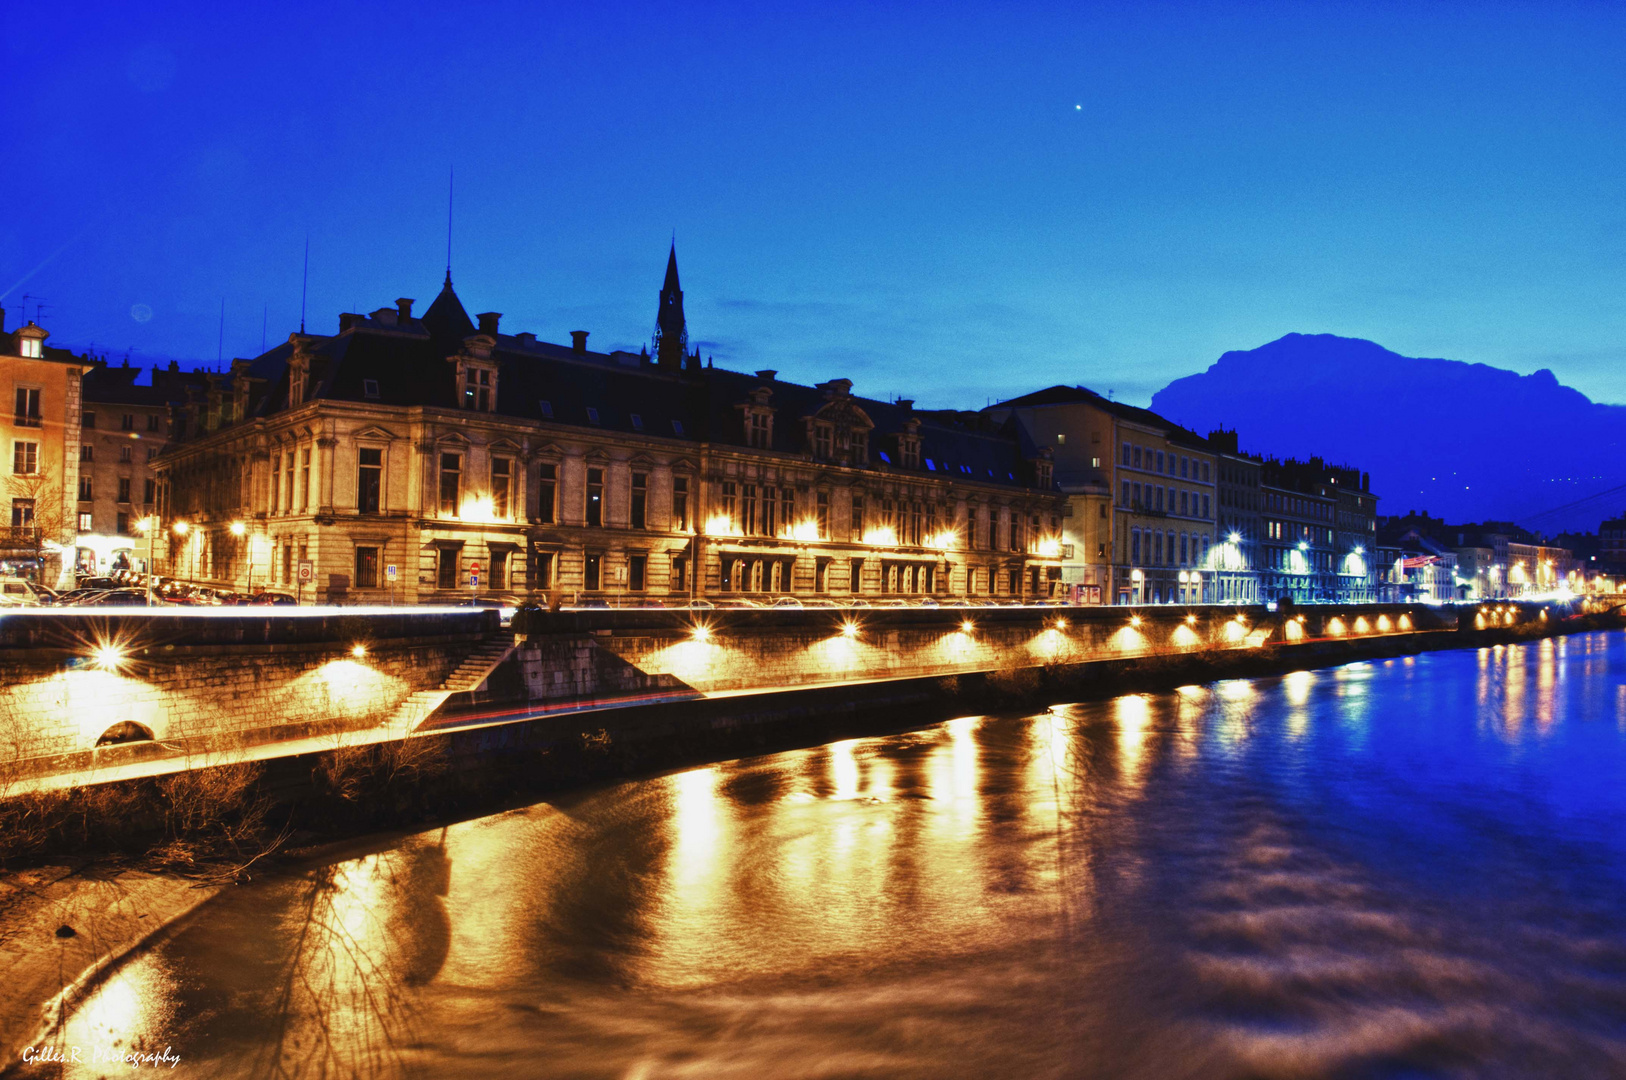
left=172, top=520, right=190, bottom=536
left=92, top=644, right=126, bottom=670
left=230, top=521, right=247, bottom=537
left=841, top=620, right=861, bottom=639
left=351, top=644, right=367, bottom=658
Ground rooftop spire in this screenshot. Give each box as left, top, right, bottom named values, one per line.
left=653, top=241, right=688, bottom=370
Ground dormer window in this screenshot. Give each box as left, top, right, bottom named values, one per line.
left=738, top=386, right=775, bottom=449
left=630, top=413, right=644, bottom=431
left=814, top=424, right=832, bottom=460
left=19, top=338, right=41, bottom=359
left=288, top=358, right=308, bottom=408
left=586, top=407, right=600, bottom=425
left=461, top=366, right=495, bottom=411
left=363, top=379, right=380, bottom=400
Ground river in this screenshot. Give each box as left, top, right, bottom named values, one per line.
left=15, top=633, right=1626, bottom=1078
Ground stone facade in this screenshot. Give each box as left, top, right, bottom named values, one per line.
left=154, top=256, right=1066, bottom=604
left=0, top=318, right=84, bottom=588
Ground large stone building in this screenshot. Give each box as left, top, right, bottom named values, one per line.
left=74, top=360, right=206, bottom=575
left=155, top=251, right=1067, bottom=604
left=984, top=387, right=1217, bottom=606
left=1, top=316, right=84, bottom=586
left=1206, top=428, right=1262, bottom=605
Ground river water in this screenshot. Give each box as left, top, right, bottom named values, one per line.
left=18, top=633, right=1626, bottom=1079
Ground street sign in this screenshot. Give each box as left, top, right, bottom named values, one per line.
left=469, top=561, right=482, bottom=574
left=297, top=560, right=314, bottom=583
left=470, top=571, right=480, bottom=587
left=385, top=564, right=397, bottom=582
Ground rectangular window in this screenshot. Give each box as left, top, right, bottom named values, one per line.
left=439, top=453, right=461, bottom=515
left=536, top=464, right=556, bottom=523
left=80, top=444, right=93, bottom=462
left=491, top=458, right=512, bottom=519
left=538, top=400, right=554, bottom=419
left=782, top=487, right=795, bottom=535
left=12, top=441, right=37, bottom=475
left=631, top=472, right=647, bottom=529
left=670, top=555, right=687, bottom=593
left=10, top=499, right=33, bottom=528
left=672, top=419, right=685, bottom=437
left=145, top=447, right=156, bottom=462
left=284, top=453, right=295, bottom=512
left=117, top=511, right=129, bottom=535
left=722, top=481, right=737, bottom=530
left=78, top=476, right=92, bottom=501
left=438, top=547, right=459, bottom=589
left=13, top=388, right=40, bottom=427
left=532, top=551, right=554, bottom=589
left=355, top=546, right=379, bottom=589
left=584, top=553, right=602, bottom=591
left=82, top=411, right=96, bottom=429
left=300, top=448, right=312, bottom=510
left=742, top=484, right=757, bottom=535
left=271, top=455, right=281, bottom=513
left=586, top=407, right=600, bottom=426
left=630, top=413, right=644, bottom=431
left=358, top=447, right=382, bottom=513
left=851, top=495, right=865, bottom=539
left=119, top=445, right=132, bottom=463
left=816, top=491, right=830, bottom=538
left=849, top=558, right=864, bottom=593
left=118, top=477, right=131, bottom=503
left=78, top=511, right=92, bottom=532
left=586, top=468, right=604, bottom=526
left=147, top=414, right=161, bottom=432
left=760, top=485, right=775, bottom=537
left=1202, top=494, right=1210, bottom=518
left=672, top=476, right=689, bottom=531
left=628, top=553, right=646, bottom=591
left=1180, top=456, right=1189, bottom=478
left=1131, top=528, right=1141, bottom=564
left=815, top=425, right=832, bottom=460
left=121, top=413, right=134, bottom=431
left=491, top=550, right=508, bottom=590
left=363, top=379, right=380, bottom=399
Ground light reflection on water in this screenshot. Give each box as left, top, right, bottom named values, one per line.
left=22, top=631, right=1626, bottom=1079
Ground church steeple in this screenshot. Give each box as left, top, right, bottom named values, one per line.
left=653, top=242, right=688, bottom=371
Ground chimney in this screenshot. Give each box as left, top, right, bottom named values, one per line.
left=396, top=298, right=413, bottom=322
left=897, top=398, right=914, bottom=412
left=339, top=313, right=361, bottom=332
left=515, top=332, right=536, bottom=346
left=477, top=312, right=501, bottom=336
left=570, top=330, right=589, bottom=353
left=755, top=369, right=777, bottom=381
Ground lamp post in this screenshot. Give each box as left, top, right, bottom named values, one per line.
left=136, top=516, right=158, bottom=605
left=171, top=520, right=189, bottom=593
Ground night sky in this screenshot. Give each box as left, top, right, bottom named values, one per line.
left=6, top=2, right=1625, bottom=409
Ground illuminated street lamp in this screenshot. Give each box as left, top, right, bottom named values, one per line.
left=1130, top=567, right=1144, bottom=605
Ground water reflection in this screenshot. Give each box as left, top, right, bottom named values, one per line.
left=24, top=632, right=1626, bottom=1079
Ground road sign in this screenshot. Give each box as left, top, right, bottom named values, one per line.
left=470, top=571, right=480, bottom=587
left=385, top=564, right=397, bottom=582
left=469, top=561, right=482, bottom=574
left=297, top=560, right=314, bottom=583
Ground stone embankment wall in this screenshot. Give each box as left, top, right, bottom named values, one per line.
left=503, top=603, right=1490, bottom=707
left=0, top=610, right=497, bottom=772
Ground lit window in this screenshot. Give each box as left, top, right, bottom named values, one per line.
left=20, top=338, right=41, bottom=359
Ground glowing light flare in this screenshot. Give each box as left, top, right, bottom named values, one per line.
left=1398, top=614, right=1412, bottom=630
left=861, top=526, right=899, bottom=547
left=1376, top=615, right=1392, bottom=632
left=960, top=619, right=975, bottom=635
left=92, top=643, right=126, bottom=671
left=351, top=644, right=368, bottom=658
left=925, top=529, right=960, bottom=551
left=1171, top=624, right=1200, bottom=648
left=1326, top=617, right=1347, bottom=636
left=1033, top=536, right=1062, bottom=559
left=778, top=518, right=822, bottom=542
left=1353, top=617, right=1371, bottom=634
left=171, top=520, right=190, bottom=537
left=841, top=620, right=860, bottom=639
left=229, top=520, right=247, bottom=537
left=690, top=624, right=712, bottom=643
left=704, top=514, right=737, bottom=537
left=458, top=494, right=499, bottom=523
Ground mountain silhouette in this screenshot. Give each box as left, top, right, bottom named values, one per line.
left=1148, top=334, right=1626, bottom=533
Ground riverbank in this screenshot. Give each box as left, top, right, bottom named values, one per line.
left=1, top=609, right=1619, bottom=1071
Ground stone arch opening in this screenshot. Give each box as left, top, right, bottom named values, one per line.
left=95, top=721, right=155, bottom=747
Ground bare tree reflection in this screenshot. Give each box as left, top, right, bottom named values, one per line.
left=251, top=831, right=451, bottom=1079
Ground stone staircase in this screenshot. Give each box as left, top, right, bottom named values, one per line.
left=383, top=633, right=516, bottom=736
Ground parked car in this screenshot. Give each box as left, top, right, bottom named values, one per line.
left=770, top=596, right=804, bottom=609
left=79, top=589, right=151, bottom=606
left=0, top=579, right=54, bottom=606
left=74, top=576, right=118, bottom=591
left=248, top=591, right=298, bottom=606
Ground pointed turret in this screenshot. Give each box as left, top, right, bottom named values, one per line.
left=422, top=270, right=475, bottom=342
left=653, top=243, right=688, bottom=371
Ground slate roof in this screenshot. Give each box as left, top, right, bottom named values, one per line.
left=211, top=277, right=1051, bottom=492
left=990, top=385, right=1212, bottom=451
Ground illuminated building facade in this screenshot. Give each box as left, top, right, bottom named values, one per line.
left=74, top=360, right=204, bottom=575
left=1258, top=460, right=1339, bottom=603
left=984, top=387, right=1217, bottom=606
left=1207, top=428, right=1261, bottom=605
left=155, top=252, right=1065, bottom=603
left=0, top=316, right=85, bottom=587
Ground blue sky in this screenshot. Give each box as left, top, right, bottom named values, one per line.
left=5, top=1, right=1624, bottom=408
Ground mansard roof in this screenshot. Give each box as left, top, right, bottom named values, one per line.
left=991, top=384, right=1211, bottom=451
left=202, top=277, right=1052, bottom=493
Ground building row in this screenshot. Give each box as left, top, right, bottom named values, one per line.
left=0, top=246, right=1434, bottom=606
